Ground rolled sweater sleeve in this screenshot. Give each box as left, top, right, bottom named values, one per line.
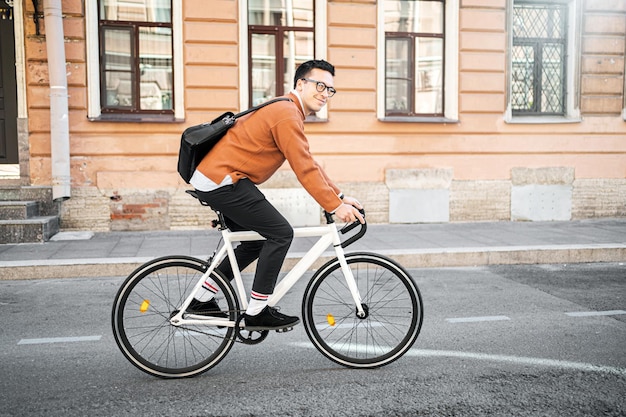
left=271, top=118, right=342, bottom=213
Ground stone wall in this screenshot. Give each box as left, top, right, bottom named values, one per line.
left=58, top=173, right=626, bottom=231
left=573, top=178, right=626, bottom=218
left=58, top=186, right=110, bottom=231
left=450, top=180, right=510, bottom=222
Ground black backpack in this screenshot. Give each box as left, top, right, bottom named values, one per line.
left=177, top=97, right=292, bottom=183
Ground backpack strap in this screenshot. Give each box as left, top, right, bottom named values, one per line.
left=233, top=97, right=293, bottom=119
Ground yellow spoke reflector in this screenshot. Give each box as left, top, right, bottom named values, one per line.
left=140, top=300, right=150, bottom=313
left=326, top=313, right=336, bottom=327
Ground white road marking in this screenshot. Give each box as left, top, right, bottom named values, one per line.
left=18, top=335, right=102, bottom=345
left=406, top=349, right=626, bottom=377
left=446, top=315, right=510, bottom=323
left=565, top=310, right=626, bottom=317
left=292, top=343, right=626, bottom=377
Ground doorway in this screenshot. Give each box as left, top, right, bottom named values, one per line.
left=0, top=3, right=19, bottom=167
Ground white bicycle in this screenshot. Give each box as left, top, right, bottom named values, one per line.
left=112, top=191, right=424, bottom=378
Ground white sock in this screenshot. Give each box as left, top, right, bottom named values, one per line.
left=246, top=291, right=269, bottom=315
left=194, top=279, right=220, bottom=302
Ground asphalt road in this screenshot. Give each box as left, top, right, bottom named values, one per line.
left=0, top=262, right=624, bottom=416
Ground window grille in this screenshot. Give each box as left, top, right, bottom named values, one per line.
left=512, top=2, right=567, bottom=115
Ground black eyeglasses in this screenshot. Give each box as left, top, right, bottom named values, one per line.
left=301, top=78, right=337, bottom=97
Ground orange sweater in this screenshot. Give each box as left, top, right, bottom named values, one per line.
left=196, top=92, right=342, bottom=213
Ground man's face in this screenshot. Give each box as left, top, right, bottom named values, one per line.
left=296, top=68, right=335, bottom=115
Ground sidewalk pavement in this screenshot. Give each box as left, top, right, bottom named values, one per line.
left=0, top=219, right=625, bottom=280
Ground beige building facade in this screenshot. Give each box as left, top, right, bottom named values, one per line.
left=1, top=0, right=625, bottom=232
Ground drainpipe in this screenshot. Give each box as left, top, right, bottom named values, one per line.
left=43, top=0, right=70, bottom=201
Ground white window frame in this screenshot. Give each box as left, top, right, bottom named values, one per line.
left=505, top=0, right=581, bottom=124
left=85, top=0, right=185, bottom=120
left=239, top=0, right=328, bottom=119
left=377, top=0, right=459, bottom=122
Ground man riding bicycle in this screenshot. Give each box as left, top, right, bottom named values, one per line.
left=187, top=60, right=364, bottom=330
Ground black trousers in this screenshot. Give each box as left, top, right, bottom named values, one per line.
left=195, top=178, right=294, bottom=295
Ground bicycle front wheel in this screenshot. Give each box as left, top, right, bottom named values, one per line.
left=112, top=256, right=239, bottom=378
left=302, top=252, right=423, bottom=368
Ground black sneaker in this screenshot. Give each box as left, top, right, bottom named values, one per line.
left=243, top=306, right=300, bottom=331
left=186, top=298, right=228, bottom=318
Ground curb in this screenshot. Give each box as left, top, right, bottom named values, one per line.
left=2, top=244, right=625, bottom=280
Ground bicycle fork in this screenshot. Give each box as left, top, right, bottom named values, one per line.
left=328, top=224, right=367, bottom=318
left=335, top=248, right=367, bottom=318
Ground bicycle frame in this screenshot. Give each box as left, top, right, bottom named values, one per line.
left=169, top=222, right=365, bottom=328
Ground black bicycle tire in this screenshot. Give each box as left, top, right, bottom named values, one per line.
left=111, top=255, right=238, bottom=378
left=302, top=252, right=423, bottom=368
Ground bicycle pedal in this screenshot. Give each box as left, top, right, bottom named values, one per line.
left=276, top=326, right=293, bottom=333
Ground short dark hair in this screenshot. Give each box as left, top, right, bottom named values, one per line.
left=293, top=60, right=335, bottom=88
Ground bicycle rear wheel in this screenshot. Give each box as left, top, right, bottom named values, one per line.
left=112, top=256, right=238, bottom=378
left=302, top=252, right=423, bottom=368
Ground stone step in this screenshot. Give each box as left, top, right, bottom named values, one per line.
left=0, top=186, right=22, bottom=201
left=0, top=186, right=60, bottom=243
left=0, top=201, right=39, bottom=220
left=0, top=186, right=58, bottom=216
left=0, top=185, right=51, bottom=200
left=0, top=216, right=60, bottom=244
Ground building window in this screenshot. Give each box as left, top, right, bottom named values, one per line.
left=511, top=1, right=567, bottom=115
left=506, top=0, right=580, bottom=123
left=248, top=0, right=314, bottom=107
left=383, top=0, right=445, bottom=117
left=97, top=0, right=174, bottom=115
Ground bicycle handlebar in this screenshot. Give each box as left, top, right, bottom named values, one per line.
left=324, top=208, right=367, bottom=248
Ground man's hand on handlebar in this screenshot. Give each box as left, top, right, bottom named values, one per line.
left=334, top=196, right=364, bottom=224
